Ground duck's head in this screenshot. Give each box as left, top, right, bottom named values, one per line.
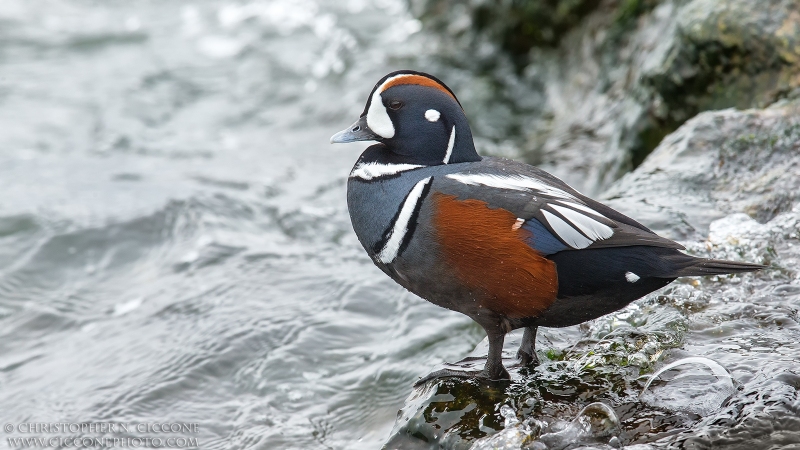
left=330, top=70, right=481, bottom=165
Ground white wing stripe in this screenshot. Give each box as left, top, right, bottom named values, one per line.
left=445, top=173, right=573, bottom=199
left=350, top=162, right=423, bottom=180
left=549, top=204, right=613, bottom=241
left=542, top=210, right=593, bottom=249
left=377, top=177, right=432, bottom=263
left=554, top=200, right=609, bottom=220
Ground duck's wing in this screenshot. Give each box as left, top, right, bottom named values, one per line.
left=432, top=159, right=683, bottom=256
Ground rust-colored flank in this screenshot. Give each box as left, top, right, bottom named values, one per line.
left=380, top=75, right=458, bottom=103
left=432, top=193, right=558, bottom=319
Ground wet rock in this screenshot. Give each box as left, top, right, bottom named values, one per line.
left=644, top=0, right=800, bottom=124
left=410, top=0, right=800, bottom=195
left=381, top=98, right=800, bottom=449
left=603, top=98, right=800, bottom=240
left=409, top=0, right=601, bottom=60
left=382, top=306, right=689, bottom=449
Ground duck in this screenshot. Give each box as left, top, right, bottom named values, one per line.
left=330, top=70, right=764, bottom=382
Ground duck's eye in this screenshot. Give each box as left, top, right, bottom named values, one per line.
left=388, top=100, right=403, bottom=110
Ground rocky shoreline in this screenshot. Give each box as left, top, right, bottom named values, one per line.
left=381, top=1, right=800, bottom=444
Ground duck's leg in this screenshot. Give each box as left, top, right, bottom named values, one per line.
left=482, top=329, right=510, bottom=380
left=414, top=328, right=510, bottom=386
left=516, top=326, right=540, bottom=366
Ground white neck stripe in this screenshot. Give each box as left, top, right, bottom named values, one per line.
left=443, top=126, right=456, bottom=164
left=350, top=162, right=424, bottom=181
left=377, top=177, right=432, bottom=264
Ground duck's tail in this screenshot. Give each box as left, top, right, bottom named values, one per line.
left=662, top=254, right=765, bottom=278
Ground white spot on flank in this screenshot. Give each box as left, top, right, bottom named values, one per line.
left=541, top=210, right=592, bottom=249
left=512, top=218, right=524, bottom=231
left=625, top=272, right=640, bottom=283
left=549, top=204, right=613, bottom=241
left=350, top=162, right=423, bottom=180
left=443, top=126, right=456, bottom=164
left=445, top=173, right=574, bottom=199
left=377, top=177, right=432, bottom=264
left=366, top=92, right=394, bottom=138
left=425, top=109, right=440, bottom=122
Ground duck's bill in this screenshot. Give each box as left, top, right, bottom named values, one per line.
left=330, top=116, right=381, bottom=144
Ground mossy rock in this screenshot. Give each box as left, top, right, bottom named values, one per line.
left=642, top=0, right=800, bottom=132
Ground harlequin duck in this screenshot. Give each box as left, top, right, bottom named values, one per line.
left=330, top=70, right=764, bottom=382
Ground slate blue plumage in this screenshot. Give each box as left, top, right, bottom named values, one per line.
left=521, top=218, right=569, bottom=255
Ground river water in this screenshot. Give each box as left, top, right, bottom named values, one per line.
left=1, top=1, right=799, bottom=450
left=0, top=0, right=456, bottom=448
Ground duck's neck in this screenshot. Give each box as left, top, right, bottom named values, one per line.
left=445, top=116, right=481, bottom=164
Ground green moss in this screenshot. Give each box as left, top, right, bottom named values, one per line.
left=471, top=0, right=599, bottom=64
left=612, top=0, right=659, bottom=28
left=545, top=348, right=563, bottom=361
left=471, top=0, right=661, bottom=63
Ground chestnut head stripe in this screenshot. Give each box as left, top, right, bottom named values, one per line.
left=378, top=74, right=459, bottom=103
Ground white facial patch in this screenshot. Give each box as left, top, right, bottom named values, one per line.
left=366, top=92, right=395, bottom=138
left=625, top=272, right=640, bottom=283
left=377, top=177, right=432, bottom=264
left=424, top=109, right=440, bottom=122
left=443, top=126, right=456, bottom=164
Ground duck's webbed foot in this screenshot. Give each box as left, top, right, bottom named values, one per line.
left=413, top=367, right=484, bottom=386
left=414, top=331, right=510, bottom=386
left=515, top=326, right=540, bottom=367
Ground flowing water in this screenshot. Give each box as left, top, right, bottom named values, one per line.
left=1, top=1, right=799, bottom=450
left=0, top=1, right=464, bottom=448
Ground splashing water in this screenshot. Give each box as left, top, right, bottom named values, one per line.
left=640, top=357, right=735, bottom=416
